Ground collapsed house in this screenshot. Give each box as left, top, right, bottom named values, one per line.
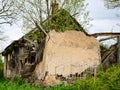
left=2, top=8, right=101, bottom=86
left=94, top=34, right=120, bottom=70
left=2, top=8, right=87, bottom=78
left=2, top=37, right=37, bottom=78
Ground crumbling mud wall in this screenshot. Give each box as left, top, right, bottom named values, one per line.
left=34, top=30, right=100, bottom=81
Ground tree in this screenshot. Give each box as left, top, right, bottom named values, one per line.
left=0, top=0, right=21, bottom=48
left=0, top=0, right=19, bottom=25
left=14, top=0, right=91, bottom=32
left=103, top=0, right=120, bottom=31
left=104, top=0, right=120, bottom=9
left=0, top=0, right=19, bottom=42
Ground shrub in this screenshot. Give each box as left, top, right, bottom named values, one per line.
left=0, top=63, right=120, bottom=90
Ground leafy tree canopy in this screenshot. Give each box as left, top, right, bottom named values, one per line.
left=12, top=0, right=91, bottom=32
left=25, top=9, right=87, bottom=44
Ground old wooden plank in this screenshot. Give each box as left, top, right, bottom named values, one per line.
left=89, top=32, right=120, bottom=38
left=99, top=36, right=117, bottom=42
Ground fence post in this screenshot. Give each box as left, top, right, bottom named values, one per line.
left=117, top=36, right=120, bottom=63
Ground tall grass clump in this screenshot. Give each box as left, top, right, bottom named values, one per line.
left=0, top=59, right=120, bottom=90
left=48, top=64, right=120, bottom=90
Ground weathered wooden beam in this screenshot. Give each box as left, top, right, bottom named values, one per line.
left=117, top=36, right=120, bottom=63
left=99, top=36, right=117, bottom=42
left=24, top=37, right=36, bottom=46
left=35, top=21, right=49, bottom=37
left=89, top=32, right=120, bottom=38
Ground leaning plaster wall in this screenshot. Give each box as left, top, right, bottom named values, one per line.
left=34, top=30, right=100, bottom=80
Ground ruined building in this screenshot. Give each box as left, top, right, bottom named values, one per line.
left=2, top=8, right=101, bottom=86
left=2, top=37, right=37, bottom=78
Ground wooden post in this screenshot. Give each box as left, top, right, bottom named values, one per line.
left=117, top=36, right=120, bottom=63
left=4, top=56, right=7, bottom=77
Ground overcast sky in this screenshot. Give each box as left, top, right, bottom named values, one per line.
left=0, top=0, right=120, bottom=51
left=87, top=0, right=120, bottom=33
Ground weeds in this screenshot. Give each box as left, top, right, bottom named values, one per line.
left=0, top=60, right=120, bottom=90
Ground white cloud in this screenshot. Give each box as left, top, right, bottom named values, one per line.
left=87, top=0, right=120, bottom=20
left=0, top=24, right=24, bottom=52
left=4, top=24, right=24, bottom=40
left=89, top=19, right=120, bottom=34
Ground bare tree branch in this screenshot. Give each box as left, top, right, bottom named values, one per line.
left=0, top=22, right=12, bottom=25
left=104, top=0, right=120, bottom=9
left=0, top=0, right=18, bottom=26
left=35, top=21, right=49, bottom=37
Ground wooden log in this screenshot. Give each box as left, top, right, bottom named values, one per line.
left=99, top=36, right=117, bottom=42
left=89, top=32, right=120, bottom=38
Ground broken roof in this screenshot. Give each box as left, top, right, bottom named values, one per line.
left=25, top=9, right=87, bottom=43
left=2, top=9, right=87, bottom=55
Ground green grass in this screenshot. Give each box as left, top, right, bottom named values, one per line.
left=0, top=57, right=43, bottom=90
left=49, top=64, right=120, bottom=90
left=0, top=58, right=120, bottom=90
left=0, top=78, right=44, bottom=90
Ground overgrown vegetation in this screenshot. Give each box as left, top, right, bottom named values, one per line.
left=0, top=78, right=43, bottom=90
left=49, top=64, right=120, bottom=90
left=25, top=9, right=87, bottom=44
left=0, top=62, right=120, bottom=90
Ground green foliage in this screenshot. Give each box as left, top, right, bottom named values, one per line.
left=0, top=64, right=120, bottom=90
left=26, top=29, right=45, bottom=44
left=19, top=0, right=90, bottom=31
left=97, top=64, right=104, bottom=71
left=44, top=9, right=86, bottom=33
left=54, top=64, right=120, bottom=90
left=45, top=64, right=120, bottom=90
left=26, top=9, right=87, bottom=44
left=86, top=71, right=93, bottom=79
left=0, top=76, right=43, bottom=90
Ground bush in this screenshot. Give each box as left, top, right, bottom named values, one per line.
left=50, top=64, right=120, bottom=90
left=0, top=63, right=120, bottom=90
